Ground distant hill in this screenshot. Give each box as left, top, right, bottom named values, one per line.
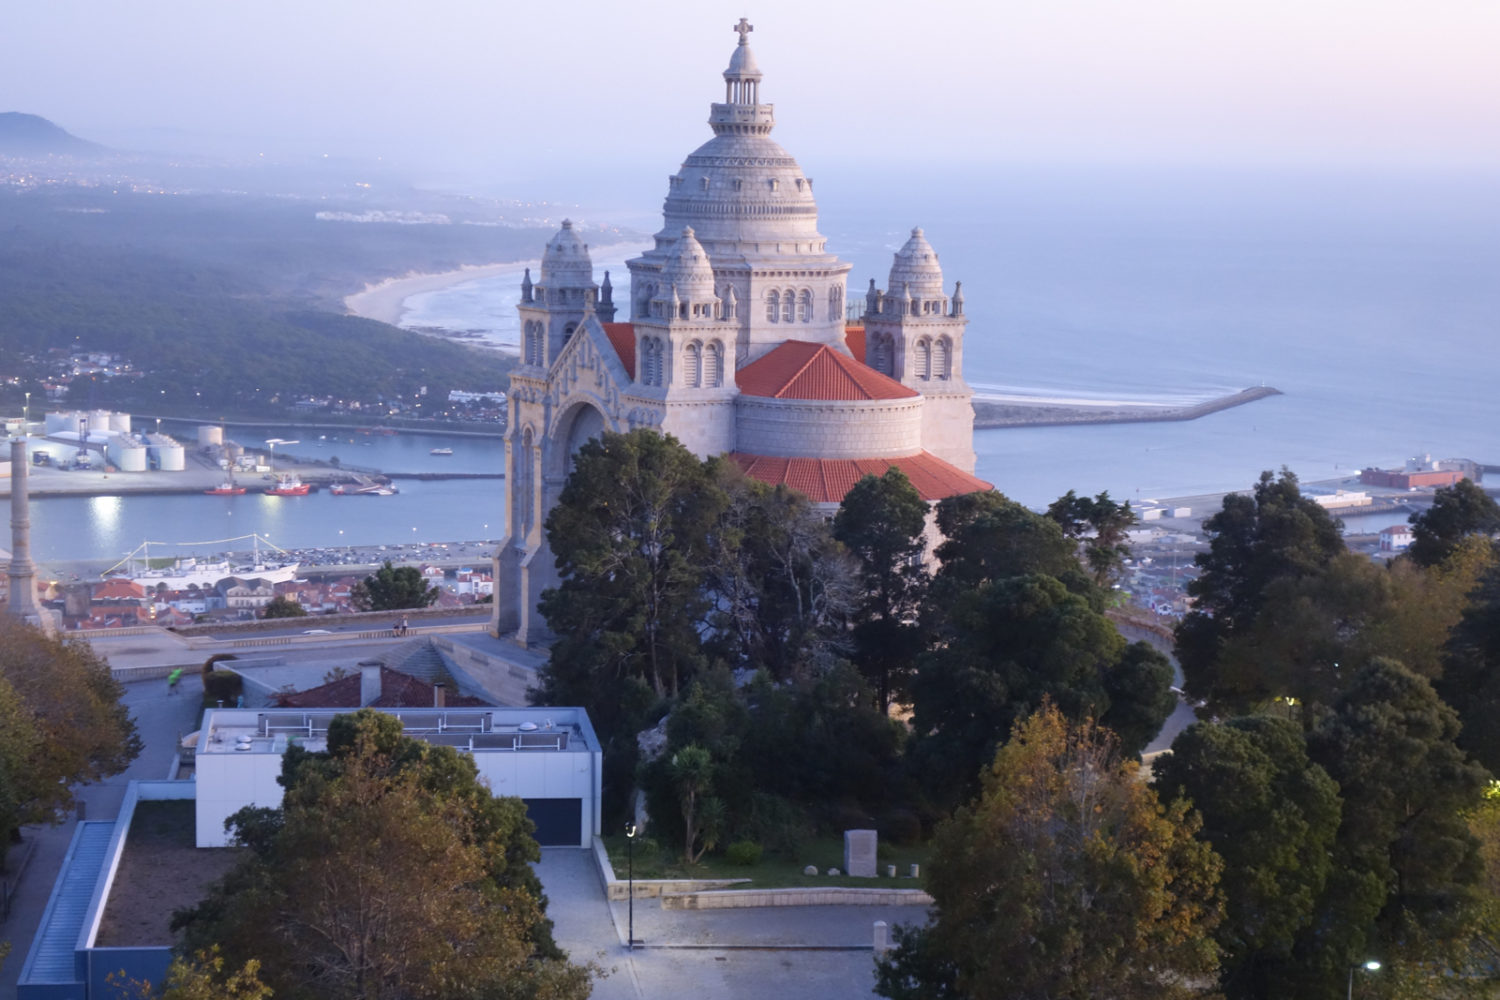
left=0, top=112, right=104, bottom=155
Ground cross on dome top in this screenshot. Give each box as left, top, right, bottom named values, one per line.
left=734, top=18, right=753, bottom=44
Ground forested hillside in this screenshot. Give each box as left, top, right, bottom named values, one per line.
left=0, top=183, right=562, bottom=417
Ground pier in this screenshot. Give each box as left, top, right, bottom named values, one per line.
left=972, top=385, right=1283, bottom=430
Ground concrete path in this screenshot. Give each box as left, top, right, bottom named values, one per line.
left=536, top=849, right=931, bottom=1000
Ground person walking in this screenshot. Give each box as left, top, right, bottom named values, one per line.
left=167, top=667, right=183, bottom=695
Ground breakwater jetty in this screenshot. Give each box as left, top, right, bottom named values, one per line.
left=972, top=386, right=1282, bottom=430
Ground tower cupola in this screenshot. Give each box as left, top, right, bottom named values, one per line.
left=659, top=227, right=719, bottom=319
left=887, top=228, right=945, bottom=304
left=539, top=220, right=594, bottom=290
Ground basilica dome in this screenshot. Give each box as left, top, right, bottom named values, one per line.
left=655, top=25, right=825, bottom=249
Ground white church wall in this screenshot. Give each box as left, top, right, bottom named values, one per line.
left=735, top=397, right=924, bottom=458
left=660, top=400, right=737, bottom=457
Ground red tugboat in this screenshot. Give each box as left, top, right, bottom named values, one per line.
left=204, top=481, right=246, bottom=495
left=264, top=474, right=311, bottom=496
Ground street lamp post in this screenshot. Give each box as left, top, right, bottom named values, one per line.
left=1348, top=959, right=1380, bottom=1000
left=625, top=822, right=637, bottom=950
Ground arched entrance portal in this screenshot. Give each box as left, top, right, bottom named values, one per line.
left=553, top=402, right=607, bottom=482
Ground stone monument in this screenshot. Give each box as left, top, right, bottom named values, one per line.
left=844, top=828, right=877, bottom=878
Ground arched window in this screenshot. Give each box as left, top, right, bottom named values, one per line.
left=767, top=290, right=780, bottom=323
left=685, top=341, right=703, bottom=388
left=782, top=288, right=795, bottom=323
left=705, top=341, right=724, bottom=387
left=915, top=338, right=932, bottom=380
left=828, top=285, right=842, bottom=321
left=798, top=289, right=813, bottom=322
left=871, top=335, right=891, bottom=376
left=518, top=428, right=535, bottom=533
left=524, top=321, right=544, bottom=366
left=935, top=337, right=952, bottom=380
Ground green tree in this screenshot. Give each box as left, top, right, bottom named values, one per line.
left=1153, top=717, right=1342, bottom=1000
left=1046, top=489, right=1137, bottom=587
left=261, top=594, right=308, bottom=618
left=909, top=573, right=1174, bottom=805
left=929, top=490, right=1081, bottom=604
left=0, top=619, right=141, bottom=859
left=536, top=429, right=725, bottom=827
left=1407, top=478, right=1500, bottom=568
left=877, top=705, right=1223, bottom=1000
left=1284, top=659, right=1490, bottom=998
left=1440, top=559, right=1500, bottom=773
left=1175, top=469, right=1346, bottom=717
left=539, top=430, right=724, bottom=710
left=706, top=466, right=856, bottom=680
left=177, top=710, right=589, bottom=1000
left=670, top=744, right=722, bottom=864
left=833, top=468, right=930, bottom=710
left=351, top=560, right=440, bottom=612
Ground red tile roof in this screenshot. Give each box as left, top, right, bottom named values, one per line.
left=602, top=322, right=636, bottom=379
left=271, top=665, right=490, bottom=710
left=94, top=578, right=148, bottom=600
left=843, top=325, right=866, bottom=364
left=730, top=451, right=992, bottom=504
left=736, top=340, right=916, bottom=401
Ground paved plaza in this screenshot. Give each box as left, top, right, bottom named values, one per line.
left=538, top=850, right=928, bottom=1000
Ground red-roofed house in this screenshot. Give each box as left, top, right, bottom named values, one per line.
left=272, top=662, right=490, bottom=710
left=492, top=24, right=989, bottom=643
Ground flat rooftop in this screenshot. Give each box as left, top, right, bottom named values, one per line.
left=197, top=706, right=598, bottom=757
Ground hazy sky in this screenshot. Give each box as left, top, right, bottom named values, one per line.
left=6, top=0, right=1499, bottom=184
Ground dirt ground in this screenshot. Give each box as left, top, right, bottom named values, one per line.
left=94, top=800, right=244, bottom=947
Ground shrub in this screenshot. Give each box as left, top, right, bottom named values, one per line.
left=725, top=840, right=763, bottom=867
left=877, top=807, right=925, bottom=846
left=201, top=653, right=237, bottom=678
left=203, top=670, right=243, bottom=705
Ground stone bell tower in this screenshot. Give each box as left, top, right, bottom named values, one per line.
left=861, top=228, right=975, bottom=472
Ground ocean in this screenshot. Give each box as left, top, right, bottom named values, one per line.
left=405, top=164, right=1500, bottom=507
left=8, top=165, right=1498, bottom=564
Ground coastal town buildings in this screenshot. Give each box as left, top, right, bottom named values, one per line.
left=492, top=22, right=990, bottom=643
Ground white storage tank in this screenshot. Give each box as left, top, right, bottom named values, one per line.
left=44, top=410, right=79, bottom=434
left=108, top=412, right=132, bottom=433
left=198, top=425, right=224, bottom=447
left=88, top=409, right=114, bottom=432
left=112, top=437, right=148, bottom=472
left=148, top=433, right=186, bottom=471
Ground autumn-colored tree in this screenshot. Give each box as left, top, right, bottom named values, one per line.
left=878, top=705, right=1223, bottom=1000
left=176, top=710, right=590, bottom=1000
left=0, top=619, right=140, bottom=865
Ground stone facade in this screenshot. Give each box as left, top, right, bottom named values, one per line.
left=491, top=22, right=984, bottom=643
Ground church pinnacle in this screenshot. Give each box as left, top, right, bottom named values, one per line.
left=713, top=17, right=773, bottom=134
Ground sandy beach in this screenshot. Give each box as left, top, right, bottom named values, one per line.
left=343, top=241, right=650, bottom=329
left=343, top=261, right=536, bottom=327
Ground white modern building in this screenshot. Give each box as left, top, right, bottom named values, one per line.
left=192, top=706, right=602, bottom=848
